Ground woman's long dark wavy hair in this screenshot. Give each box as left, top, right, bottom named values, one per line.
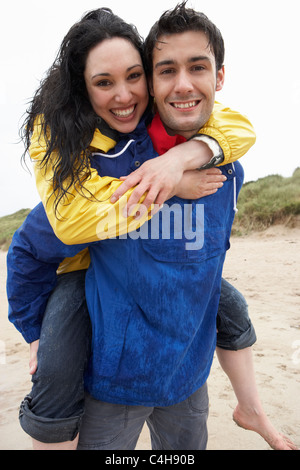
left=21, top=8, right=145, bottom=215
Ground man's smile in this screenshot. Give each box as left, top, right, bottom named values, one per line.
left=170, top=100, right=201, bottom=110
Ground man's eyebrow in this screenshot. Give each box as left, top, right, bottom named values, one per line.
left=92, top=64, right=143, bottom=79
left=154, top=60, right=175, bottom=69
left=189, top=55, right=211, bottom=63
left=154, top=56, right=212, bottom=69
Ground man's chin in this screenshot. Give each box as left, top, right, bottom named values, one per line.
left=169, top=118, right=204, bottom=137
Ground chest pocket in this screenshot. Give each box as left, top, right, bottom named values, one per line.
left=140, top=164, right=237, bottom=263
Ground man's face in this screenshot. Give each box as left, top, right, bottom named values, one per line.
left=149, top=31, right=225, bottom=139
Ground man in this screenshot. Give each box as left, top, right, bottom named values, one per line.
left=75, top=4, right=243, bottom=450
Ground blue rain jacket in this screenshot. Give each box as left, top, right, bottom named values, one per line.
left=7, top=114, right=244, bottom=406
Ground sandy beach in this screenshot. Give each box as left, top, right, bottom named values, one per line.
left=0, top=225, right=299, bottom=450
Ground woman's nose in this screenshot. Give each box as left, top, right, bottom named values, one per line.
left=115, top=83, right=132, bottom=103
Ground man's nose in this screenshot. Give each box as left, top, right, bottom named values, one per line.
left=173, top=70, right=193, bottom=94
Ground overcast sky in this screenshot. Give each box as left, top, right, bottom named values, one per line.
left=1, top=0, right=299, bottom=216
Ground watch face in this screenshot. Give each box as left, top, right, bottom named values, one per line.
left=214, top=154, right=224, bottom=165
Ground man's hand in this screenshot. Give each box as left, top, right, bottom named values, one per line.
left=29, top=339, right=39, bottom=375
left=176, top=168, right=227, bottom=199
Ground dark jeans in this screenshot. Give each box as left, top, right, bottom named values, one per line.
left=19, top=270, right=91, bottom=443
left=19, top=272, right=255, bottom=444
left=217, top=278, right=256, bottom=350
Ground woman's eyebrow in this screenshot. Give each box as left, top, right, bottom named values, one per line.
left=92, top=72, right=111, bottom=79
left=92, top=64, right=143, bottom=80
left=127, top=64, right=143, bottom=71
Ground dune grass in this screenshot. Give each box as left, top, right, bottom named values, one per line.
left=0, top=209, right=31, bottom=250
left=232, top=167, right=300, bottom=235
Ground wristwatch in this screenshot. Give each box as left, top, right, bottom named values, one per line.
left=191, top=134, right=224, bottom=169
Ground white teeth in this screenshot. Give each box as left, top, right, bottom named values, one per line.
left=112, top=106, right=135, bottom=117
left=173, top=101, right=197, bottom=109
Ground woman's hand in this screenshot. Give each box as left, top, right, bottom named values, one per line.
left=110, top=140, right=214, bottom=217
left=29, top=339, right=39, bottom=375
left=111, top=150, right=186, bottom=218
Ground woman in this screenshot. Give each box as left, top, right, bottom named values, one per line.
left=10, top=7, right=293, bottom=450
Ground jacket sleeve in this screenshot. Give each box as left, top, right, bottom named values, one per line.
left=198, top=101, right=256, bottom=164
left=30, top=120, right=150, bottom=245
left=7, top=203, right=88, bottom=343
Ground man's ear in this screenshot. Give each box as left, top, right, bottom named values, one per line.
left=216, top=66, right=225, bottom=91
left=148, top=77, right=154, bottom=97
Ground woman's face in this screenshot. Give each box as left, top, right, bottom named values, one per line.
left=84, top=37, right=149, bottom=133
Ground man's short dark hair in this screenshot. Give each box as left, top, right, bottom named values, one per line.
left=144, top=1, right=225, bottom=76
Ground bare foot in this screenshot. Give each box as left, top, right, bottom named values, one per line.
left=233, top=404, right=298, bottom=450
